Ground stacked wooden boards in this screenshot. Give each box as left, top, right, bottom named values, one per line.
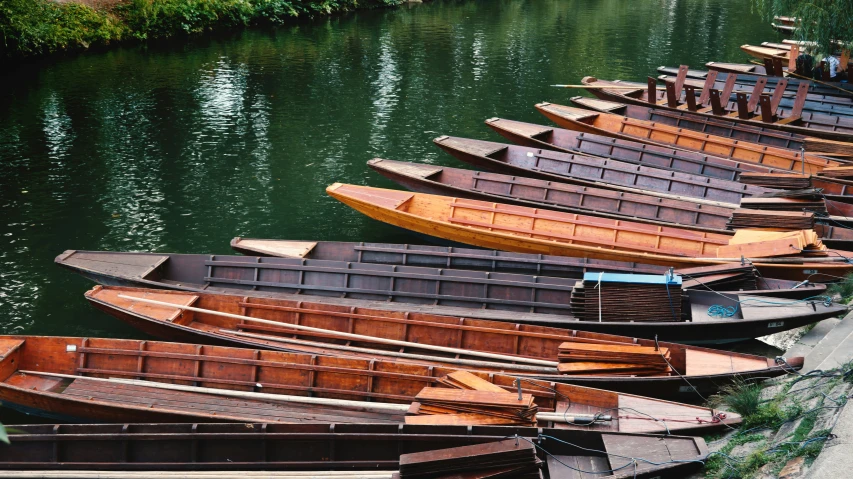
left=557, top=342, right=672, bottom=376
left=408, top=372, right=538, bottom=426
left=569, top=273, right=683, bottom=322
left=717, top=230, right=825, bottom=258
left=398, top=439, right=541, bottom=479
left=727, top=209, right=815, bottom=230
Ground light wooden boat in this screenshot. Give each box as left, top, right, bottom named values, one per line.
left=536, top=102, right=838, bottom=174
left=325, top=182, right=853, bottom=280
left=0, top=423, right=709, bottom=478
left=86, top=285, right=806, bottom=393
left=0, top=335, right=740, bottom=432
left=367, top=159, right=853, bottom=246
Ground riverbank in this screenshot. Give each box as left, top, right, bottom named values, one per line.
left=1, top=0, right=409, bottom=59
left=691, top=306, right=853, bottom=478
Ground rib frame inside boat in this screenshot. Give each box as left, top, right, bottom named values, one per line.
left=535, top=101, right=837, bottom=174
left=0, top=335, right=741, bottom=432
left=367, top=158, right=735, bottom=234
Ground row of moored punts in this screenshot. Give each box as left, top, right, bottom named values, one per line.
left=5, top=29, right=853, bottom=479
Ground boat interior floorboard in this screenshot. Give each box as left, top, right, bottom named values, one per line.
left=57, top=378, right=404, bottom=424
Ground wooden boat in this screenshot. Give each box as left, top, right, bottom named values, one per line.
left=658, top=65, right=853, bottom=96
left=739, top=44, right=843, bottom=64
left=578, top=76, right=853, bottom=143
left=535, top=102, right=839, bottom=174
left=0, top=335, right=740, bottom=430
left=655, top=73, right=853, bottom=109
left=437, top=132, right=766, bottom=206
left=368, top=158, right=734, bottom=233
left=367, top=159, right=853, bottom=246
left=325, top=182, right=853, bottom=281
left=569, top=96, right=853, bottom=156
left=479, top=118, right=797, bottom=181
left=228, top=238, right=832, bottom=296
left=228, top=238, right=830, bottom=297
left=772, top=15, right=796, bottom=33
left=0, top=423, right=709, bottom=478
left=86, top=285, right=811, bottom=389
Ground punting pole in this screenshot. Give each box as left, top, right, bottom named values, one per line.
left=551, top=84, right=668, bottom=89
left=0, top=473, right=396, bottom=479
left=18, top=371, right=596, bottom=425
left=18, top=371, right=410, bottom=414
left=115, top=294, right=558, bottom=367
left=221, top=329, right=557, bottom=373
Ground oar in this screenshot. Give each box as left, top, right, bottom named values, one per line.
left=116, top=294, right=557, bottom=367
left=0, top=472, right=396, bottom=479
left=19, top=371, right=410, bottom=414
left=221, top=329, right=557, bottom=373
left=552, top=84, right=666, bottom=89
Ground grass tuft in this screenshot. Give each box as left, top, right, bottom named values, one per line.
left=711, top=377, right=764, bottom=418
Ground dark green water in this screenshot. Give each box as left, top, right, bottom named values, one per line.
left=0, top=1, right=781, bottom=339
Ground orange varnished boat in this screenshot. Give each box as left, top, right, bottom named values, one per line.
left=536, top=102, right=839, bottom=174
left=0, top=335, right=740, bottom=433
left=83, top=285, right=807, bottom=399
left=326, top=183, right=853, bottom=280
left=327, top=183, right=728, bottom=264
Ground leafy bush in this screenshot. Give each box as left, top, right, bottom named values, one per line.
left=2, top=0, right=406, bottom=58
left=0, top=0, right=124, bottom=57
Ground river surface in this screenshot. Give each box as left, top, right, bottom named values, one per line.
left=0, top=0, right=786, bottom=416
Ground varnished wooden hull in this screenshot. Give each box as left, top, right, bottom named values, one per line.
left=0, top=423, right=708, bottom=478
left=325, top=183, right=853, bottom=281
left=536, top=101, right=837, bottom=175
left=437, top=132, right=764, bottom=206
left=579, top=77, right=853, bottom=143
left=0, top=335, right=740, bottom=428
left=85, top=286, right=807, bottom=398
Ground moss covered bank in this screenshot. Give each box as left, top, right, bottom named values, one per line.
left=0, top=0, right=407, bottom=59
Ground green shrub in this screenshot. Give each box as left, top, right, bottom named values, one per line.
left=2, top=0, right=406, bottom=58
left=0, top=0, right=124, bottom=57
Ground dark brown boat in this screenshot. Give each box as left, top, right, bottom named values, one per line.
left=227, top=238, right=829, bottom=298
left=365, top=159, right=853, bottom=245
left=480, top=118, right=796, bottom=181
left=230, top=237, right=670, bottom=279
left=0, top=335, right=740, bottom=428
left=658, top=64, right=853, bottom=97
left=656, top=73, right=853, bottom=109
left=56, top=250, right=845, bottom=341
left=83, top=285, right=810, bottom=397
left=437, top=131, right=767, bottom=205
left=0, top=423, right=709, bottom=478
left=579, top=76, right=853, bottom=143
left=367, top=159, right=853, bottom=249
left=367, top=158, right=734, bottom=234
